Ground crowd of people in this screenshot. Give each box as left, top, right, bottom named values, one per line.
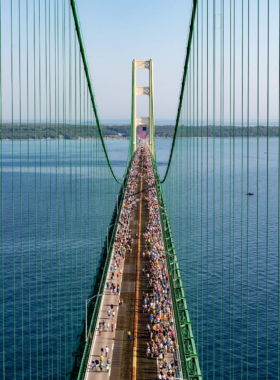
left=140, top=145, right=182, bottom=380
left=90, top=143, right=181, bottom=379
left=90, top=145, right=142, bottom=372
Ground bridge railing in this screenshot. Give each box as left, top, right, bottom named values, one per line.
left=67, top=154, right=135, bottom=380
left=151, top=156, right=202, bottom=380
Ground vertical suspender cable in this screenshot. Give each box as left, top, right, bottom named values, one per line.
left=212, top=2, right=216, bottom=377
left=26, top=0, right=32, bottom=377
left=33, top=1, right=38, bottom=377
left=241, top=1, right=244, bottom=376
left=18, top=1, right=24, bottom=377
left=232, top=1, right=236, bottom=377
left=278, top=1, right=280, bottom=378
left=229, top=0, right=233, bottom=375
left=0, top=0, right=4, bottom=378
left=10, top=1, right=16, bottom=378
left=246, top=1, right=250, bottom=378
left=266, top=1, right=270, bottom=379
left=220, top=1, right=224, bottom=377
left=256, top=1, right=260, bottom=378
left=200, top=1, right=204, bottom=370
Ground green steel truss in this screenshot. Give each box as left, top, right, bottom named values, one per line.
left=152, top=156, right=202, bottom=379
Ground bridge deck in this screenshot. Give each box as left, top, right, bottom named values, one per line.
left=84, top=144, right=182, bottom=380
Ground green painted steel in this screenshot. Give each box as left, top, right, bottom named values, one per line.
left=160, top=0, right=198, bottom=183
left=150, top=59, right=156, bottom=157
left=152, top=156, right=202, bottom=379
left=69, top=0, right=131, bottom=183
left=130, top=59, right=136, bottom=157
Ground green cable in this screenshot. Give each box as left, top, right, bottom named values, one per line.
left=241, top=0, right=245, bottom=375
left=212, top=1, right=216, bottom=377
left=44, top=0, right=50, bottom=373
left=62, top=0, right=66, bottom=361
left=160, top=0, right=198, bottom=183
left=18, top=0, right=25, bottom=377
left=33, top=1, right=38, bottom=377
left=57, top=1, right=62, bottom=375
left=25, top=0, right=32, bottom=377
left=82, top=55, right=86, bottom=326
left=278, top=1, right=280, bottom=378
left=38, top=0, right=44, bottom=373
left=10, top=1, right=16, bottom=378
left=200, top=1, right=204, bottom=369
left=0, top=0, right=4, bottom=378
left=232, top=1, right=236, bottom=376
left=192, top=32, right=195, bottom=316
left=195, top=13, right=199, bottom=343
left=220, top=1, right=224, bottom=376
left=79, top=49, right=83, bottom=354
left=206, top=0, right=209, bottom=376
left=228, top=1, right=232, bottom=376
left=246, top=1, right=250, bottom=378
left=69, top=0, right=127, bottom=184
left=74, top=23, right=79, bottom=362
left=256, top=2, right=260, bottom=378
left=69, top=2, right=74, bottom=362
left=48, top=0, right=53, bottom=371
left=266, top=1, right=270, bottom=378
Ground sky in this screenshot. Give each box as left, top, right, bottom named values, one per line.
left=75, top=0, right=192, bottom=122
left=0, top=0, right=278, bottom=125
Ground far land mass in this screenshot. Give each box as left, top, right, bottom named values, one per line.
left=0, top=123, right=279, bottom=140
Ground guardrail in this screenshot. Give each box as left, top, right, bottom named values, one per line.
left=67, top=155, right=135, bottom=380
left=151, top=156, right=202, bottom=380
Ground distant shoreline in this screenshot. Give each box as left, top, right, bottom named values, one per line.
left=0, top=123, right=279, bottom=140
left=1, top=136, right=279, bottom=142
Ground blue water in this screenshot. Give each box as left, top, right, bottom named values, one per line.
left=1, top=137, right=279, bottom=379
left=0, top=139, right=126, bottom=380
left=161, top=137, right=279, bottom=379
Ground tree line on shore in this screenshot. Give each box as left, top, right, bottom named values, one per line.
left=0, top=123, right=278, bottom=140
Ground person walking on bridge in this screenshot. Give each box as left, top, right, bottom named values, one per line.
left=105, top=346, right=109, bottom=357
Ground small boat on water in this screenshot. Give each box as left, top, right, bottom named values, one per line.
left=246, top=192, right=254, bottom=196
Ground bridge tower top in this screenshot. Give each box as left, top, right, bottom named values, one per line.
left=131, top=59, right=155, bottom=156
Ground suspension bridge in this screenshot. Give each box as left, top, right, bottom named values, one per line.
left=0, top=0, right=280, bottom=379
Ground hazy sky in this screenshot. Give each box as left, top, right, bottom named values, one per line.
left=75, top=0, right=192, bottom=122
left=1, top=1, right=278, bottom=124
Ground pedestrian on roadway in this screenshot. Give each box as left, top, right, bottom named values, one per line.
left=107, top=309, right=111, bottom=317
left=111, top=323, right=114, bottom=332
left=107, top=322, right=110, bottom=331
left=105, top=346, right=109, bottom=357
left=100, top=362, right=103, bottom=371
left=110, top=303, right=114, bottom=310
left=127, top=331, right=131, bottom=340
left=112, top=310, right=115, bottom=318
